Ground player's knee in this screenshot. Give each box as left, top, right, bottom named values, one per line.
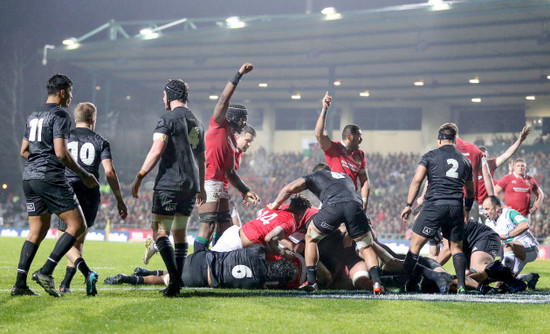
left=355, top=232, right=374, bottom=251
left=306, top=224, right=325, bottom=242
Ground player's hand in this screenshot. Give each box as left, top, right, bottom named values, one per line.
left=131, top=177, right=142, bottom=198
left=239, top=63, right=254, bottom=75
left=242, top=191, right=260, bottom=206
left=118, top=201, right=128, bottom=220
left=401, top=206, right=412, bottom=222
left=82, top=173, right=100, bottom=189
left=196, top=189, right=207, bottom=207
left=267, top=202, right=278, bottom=210
left=528, top=206, right=537, bottom=214
left=322, top=91, right=332, bottom=110
left=520, top=125, right=531, bottom=141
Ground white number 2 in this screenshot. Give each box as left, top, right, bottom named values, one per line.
left=28, top=118, right=44, bottom=142
left=446, top=159, right=459, bottom=178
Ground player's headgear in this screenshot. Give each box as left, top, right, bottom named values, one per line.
left=164, top=79, right=189, bottom=105
left=438, top=122, right=458, bottom=141
left=226, top=104, right=248, bottom=127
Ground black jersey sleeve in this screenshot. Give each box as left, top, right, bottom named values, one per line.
left=100, top=139, right=112, bottom=161
left=153, top=116, right=173, bottom=136
left=52, top=110, right=71, bottom=139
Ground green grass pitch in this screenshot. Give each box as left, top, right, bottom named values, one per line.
left=1, top=237, right=549, bottom=333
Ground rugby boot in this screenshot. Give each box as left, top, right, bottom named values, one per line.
left=143, top=237, right=158, bottom=264
left=104, top=274, right=126, bottom=285
left=32, top=270, right=61, bottom=297
left=484, top=260, right=515, bottom=282
left=456, top=287, right=467, bottom=295
left=161, top=281, right=181, bottom=297
left=134, top=267, right=149, bottom=276
left=501, top=279, right=526, bottom=294
left=298, top=281, right=319, bottom=292
left=435, top=273, right=452, bottom=294
left=527, top=273, right=540, bottom=290
left=11, top=285, right=40, bottom=296
left=373, top=282, right=385, bottom=295
left=59, top=284, right=72, bottom=294
left=86, top=271, right=99, bottom=296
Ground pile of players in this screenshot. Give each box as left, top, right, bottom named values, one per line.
left=12, top=64, right=542, bottom=298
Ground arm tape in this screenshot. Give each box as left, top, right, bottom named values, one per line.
left=230, top=71, right=243, bottom=86
left=464, top=197, right=474, bottom=211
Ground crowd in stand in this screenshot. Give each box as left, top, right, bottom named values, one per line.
left=2, top=146, right=549, bottom=242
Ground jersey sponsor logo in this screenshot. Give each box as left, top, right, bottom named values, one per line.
left=341, top=160, right=359, bottom=172
left=319, top=221, right=335, bottom=231
left=189, top=127, right=200, bottom=149
left=164, top=203, right=177, bottom=212
left=422, top=226, right=434, bottom=236
left=231, top=265, right=253, bottom=279
left=26, top=203, right=35, bottom=212
left=512, top=187, right=529, bottom=193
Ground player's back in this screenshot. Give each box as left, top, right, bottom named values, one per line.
left=423, top=145, right=472, bottom=205
left=241, top=207, right=296, bottom=244
left=23, top=104, right=71, bottom=182
left=66, top=128, right=111, bottom=181
left=304, top=170, right=362, bottom=206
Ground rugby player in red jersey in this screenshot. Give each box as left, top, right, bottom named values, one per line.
left=315, top=92, right=370, bottom=212
left=195, top=63, right=260, bottom=252
left=211, top=195, right=311, bottom=256
left=495, top=158, right=544, bottom=217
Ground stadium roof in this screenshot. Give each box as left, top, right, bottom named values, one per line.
left=45, top=0, right=550, bottom=108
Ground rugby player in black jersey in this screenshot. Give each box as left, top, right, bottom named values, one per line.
left=131, top=79, right=206, bottom=297
left=269, top=163, right=384, bottom=294
left=401, top=123, right=474, bottom=294
left=56, top=102, right=128, bottom=294
left=12, top=74, right=99, bottom=297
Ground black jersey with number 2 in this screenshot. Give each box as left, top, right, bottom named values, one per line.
left=303, top=170, right=362, bottom=206
left=22, top=103, right=72, bottom=183
left=65, top=127, right=112, bottom=182
left=420, top=145, right=473, bottom=206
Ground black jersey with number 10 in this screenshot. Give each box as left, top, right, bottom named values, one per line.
left=65, top=127, right=112, bottom=182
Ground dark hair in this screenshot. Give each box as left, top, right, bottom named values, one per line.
left=312, top=163, right=331, bottom=172
left=479, top=146, right=487, bottom=154
left=165, top=79, right=189, bottom=104
left=241, top=124, right=256, bottom=137
left=486, top=195, right=501, bottom=207
left=342, top=124, right=361, bottom=140
left=288, top=194, right=312, bottom=215
left=438, top=122, right=458, bottom=141
left=266, top=259, right=298, bottom=285
left=47, top=74, right=72, bottom=95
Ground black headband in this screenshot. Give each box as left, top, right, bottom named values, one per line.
left=438, top=132, right=455, bottom=140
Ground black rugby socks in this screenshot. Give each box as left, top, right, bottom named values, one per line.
left=15, top=241, right=39, bottom=288
left=40, top=233, right=76, bottom=276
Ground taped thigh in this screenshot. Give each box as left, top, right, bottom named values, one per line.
left=306, top=224, right=325, bottom=242
left=171, top=215, right=189, bottom=230
left=355, top=232, right=374, bottom=251
left=152, top=217, right=174, bottom=232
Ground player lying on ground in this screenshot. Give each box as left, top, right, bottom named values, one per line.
left=104, top=245, right=305, bottom=289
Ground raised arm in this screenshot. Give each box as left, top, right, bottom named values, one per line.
left=213, top=63, right=253, bottom=122
left=268, top=178, right=308, bottom=210
left=495, top=125, right=530, bottom=168
left=53, top=137, right=99, bottom=188
left=314, top=92, right=333, bottom=151
left=481, top=157, right=495, bottom=196
left=102, top=159, right=128, bottom=220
